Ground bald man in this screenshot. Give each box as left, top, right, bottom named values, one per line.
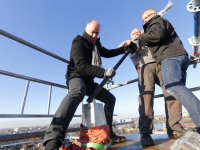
left=43, top=20, right=134, bottom=149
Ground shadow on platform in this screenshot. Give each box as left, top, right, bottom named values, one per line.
left=112, top=134, right=176, bottom=150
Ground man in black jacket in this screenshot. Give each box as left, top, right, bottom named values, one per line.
left=43, top=20, right=134, bottom=149
left=135, top=8, right=200, bottom=144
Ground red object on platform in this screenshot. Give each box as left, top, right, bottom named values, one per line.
left=63, top=124, right=112, bottom=150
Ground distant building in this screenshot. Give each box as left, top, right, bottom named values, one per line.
left=124, top=118, right=133, bottom=122
left=182, top=111, right=189, bottom=117
left=115, top=119, right=122, bottom=123
left=14, top=128, right=20, bottom=133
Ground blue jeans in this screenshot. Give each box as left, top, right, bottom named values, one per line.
left=161, top=55, right=200, bottom=127
left=43, top=75, right=116, bottom=145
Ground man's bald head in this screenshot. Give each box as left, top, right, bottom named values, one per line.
left=85, top=20, right=100, bottom=44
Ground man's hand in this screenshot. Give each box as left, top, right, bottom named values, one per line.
left=124, top=41, right=137, bottom=54
left=123, top=40, right=132, bottom=52
left=123, top=40, right=132, bottom=47
left=104, top=68, right=116, bottom=77
left=119, top=40, right=137, bottom=54
left=129, top=41, right=137, bottom=54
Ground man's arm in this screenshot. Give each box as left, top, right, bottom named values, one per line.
left=138, top=21, right=166, bottom=43
left=100, top=40, right=136, bottom=58
left=100, top=46, right=125, bottom=58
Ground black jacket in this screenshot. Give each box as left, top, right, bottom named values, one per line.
left=138, top=15, right=188, bottom=63
left=66, top=31, right=125, bottom=82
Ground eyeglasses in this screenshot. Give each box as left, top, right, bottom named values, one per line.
left=142, top=13, right=155, bottom=22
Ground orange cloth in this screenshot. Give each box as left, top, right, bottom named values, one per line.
left=79, top=124, right=110, bottom=145
left=64, top=124, right=112, bottom=150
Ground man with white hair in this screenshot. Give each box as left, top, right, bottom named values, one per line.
left=42, top=20, right=135, bottom=150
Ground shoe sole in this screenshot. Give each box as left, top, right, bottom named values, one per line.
left=168, top=134, right=182, bottom=139
left=140, top=137, right=154, bottom=146
left=141, top=142, right=154, bottom=146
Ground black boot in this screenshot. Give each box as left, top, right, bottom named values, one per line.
left=173, top=128, right=188, bottom=136
left=168, top=128, right=188, bottom=139
left=45, top=139, right=61, bottom=150
left=140, top=133, right=154, bottom=146
left=110, top=130, right=126, bottom=143
left=168, top=133, right=180, bottom=139
left=196, top=127, right=200, bottom=134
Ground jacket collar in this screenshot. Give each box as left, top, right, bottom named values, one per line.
left=82, top=31, right=100, bottom=45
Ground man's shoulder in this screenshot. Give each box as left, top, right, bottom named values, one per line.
left=153, top=15, right=169, bottom=24
left=73, top=35, right=82, bottom=41
left=72, top=35, right=88, bottom=44
left=72, top=35, right=92, bottom=50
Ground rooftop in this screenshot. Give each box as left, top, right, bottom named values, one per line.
left=112, top=132, right=199, bottom=150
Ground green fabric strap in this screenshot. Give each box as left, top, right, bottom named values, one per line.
left=81, top=142, right=111, bottom=150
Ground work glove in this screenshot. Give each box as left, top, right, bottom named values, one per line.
left=104, top=68, right=116, bottom=78
left=127, top=41, right=137, bottom=54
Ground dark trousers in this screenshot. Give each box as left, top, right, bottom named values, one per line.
left=43, top=75, right=116, bottom=145
left=138, top=63, right=182, bottom=134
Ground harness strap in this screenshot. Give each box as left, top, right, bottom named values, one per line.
left=81, top=142, right=111, bottom=150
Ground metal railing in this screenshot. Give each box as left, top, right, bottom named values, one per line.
left=0, top=69, right=70, bottom=117
left=106, top=79, right=200, bottom=98
left=0, top=29, right=69, bottom=64
left=0, top=29, right=70, bottom=117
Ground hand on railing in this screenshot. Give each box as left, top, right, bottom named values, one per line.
left=104, top=68, right=116, bottom=78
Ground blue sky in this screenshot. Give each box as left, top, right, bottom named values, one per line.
left=0, top=0, right=200, bottom=128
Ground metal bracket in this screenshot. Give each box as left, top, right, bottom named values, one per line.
left=187, top=0, right=200, bottom=12
left=188, top=36, right=200, bottom=46
left=191, top=54, right=200, bottom=63
left=105, top=79, right=114, bottom=89
left=190, top=54, right=200, bottom=68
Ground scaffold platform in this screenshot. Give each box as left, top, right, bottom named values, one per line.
left=112, top=134, right=178, bottom=150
